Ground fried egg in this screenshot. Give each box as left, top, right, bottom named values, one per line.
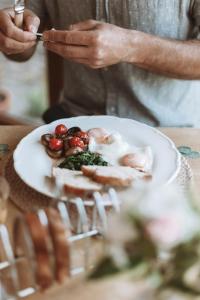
left=88, top=129, right=153, bottom=172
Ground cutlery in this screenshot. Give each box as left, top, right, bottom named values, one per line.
left=14, top=0, right=25, bottom=28
left=36, top=32, right=43, bottom=41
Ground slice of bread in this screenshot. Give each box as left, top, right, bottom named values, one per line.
left=52, top=167, right=103, bottom=197
left=82, top=166, right=151, bottom=187
left=53, top=167, right=82, bottom=179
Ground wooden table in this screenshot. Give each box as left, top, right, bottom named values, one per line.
left=1, top=126, right=200, bottom=300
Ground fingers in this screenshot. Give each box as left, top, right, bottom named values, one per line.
left=69, top=19, right=100, bottom=31
left=44, top=42, right=89, bottom=59
left=0, top=10, right=36, bottom=43
left=24, top=9, right=40, bottom=34
left=44, top=42, right=106, bottom=69
left=0, top=31, right=36, bottom=55
left=43, top=30, right=94, bottom=46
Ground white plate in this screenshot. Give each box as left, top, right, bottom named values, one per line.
left=13, top=116, right=181, bottom=198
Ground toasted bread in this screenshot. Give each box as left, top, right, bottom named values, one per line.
left=81, top=166, right=98, bottom=177
left=82, top=166, right=151, bottom=187
left=53, top=167, right=103, bottom=197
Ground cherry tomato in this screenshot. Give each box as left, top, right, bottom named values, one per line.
left=49, top=138, right=63, bottom=151
left=55, top=124, right=68, bottom=136
left=75, top=131, right=89, bottom=144
left=69, top=137, right=85, bottom=149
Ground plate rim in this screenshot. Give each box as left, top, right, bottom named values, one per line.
left=13, top=115, right=181, bottom=197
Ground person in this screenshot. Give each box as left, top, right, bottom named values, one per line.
left=0, top=1, right=200, bottom=127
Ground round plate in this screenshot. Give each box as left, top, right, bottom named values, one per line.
left=13, top=116, right=181, bottom=198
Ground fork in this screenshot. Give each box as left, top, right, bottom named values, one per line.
left=14, top=0, right=25, bottom=28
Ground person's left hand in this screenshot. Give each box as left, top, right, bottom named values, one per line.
left=43, top=20, right=137, bottom=69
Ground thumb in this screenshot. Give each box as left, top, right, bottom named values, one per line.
left=69, top=19, right=100, bottom=31
left=24, top=10, right=40, bottom=34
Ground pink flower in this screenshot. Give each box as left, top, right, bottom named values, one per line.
left=146, top=215, right=183, bottom=249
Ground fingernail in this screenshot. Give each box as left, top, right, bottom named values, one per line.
left=29, top=25, right=37, bottom=34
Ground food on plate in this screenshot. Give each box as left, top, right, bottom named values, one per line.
left=46, top=147, right=63, bottom=159
left=69, top=136, right=85, bottom=149
left=41, top=133, right=54, bottom=147
left=41, top=124, right=153, bottom=195
left=49, top=137, right=63, bottom=151
left=41, top=125, right=89, bottom=160
left=75, top=131, right=89, bottom=144
left=64, top=146, right=84, bottom=158
left=120, top=147, right=153, bottom=172
left=88, top=132, right=153, bottom=171
left=53, top=168, right=103, bottom=197
left=55, top=124, right=68, bottom=137
left=82, top=166, right=151, bottom=187
left=67, top=126, right=81, bottom=136
left=58, top=151, right=108, bottom=171
left=88, top=128, right=109, bottom=143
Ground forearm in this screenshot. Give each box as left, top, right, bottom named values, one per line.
left=128, top=31, right=200, bottom=80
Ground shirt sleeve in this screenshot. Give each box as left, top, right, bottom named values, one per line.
left=25, top=0, right=47, bottom=30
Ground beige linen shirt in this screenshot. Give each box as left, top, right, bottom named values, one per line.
left=27, top=0, right=200, bottom=127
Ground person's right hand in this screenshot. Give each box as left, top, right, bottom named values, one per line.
left=0, top=8, right=40, bottom=55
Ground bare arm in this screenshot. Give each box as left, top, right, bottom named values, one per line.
left=128, top=31, right=200, bottom=80
left=43, top=20, right=200, bottom=80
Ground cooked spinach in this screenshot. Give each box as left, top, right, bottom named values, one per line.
left=58, top=151, right=108, bottom=170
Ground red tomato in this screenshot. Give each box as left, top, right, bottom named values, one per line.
left=75, top=131, right=89, bottom=143
left=69, top=137, right=85, bottom=149
left=55, top=124, right=68, bottom=136
left=49, top=138, right=63, bottom=151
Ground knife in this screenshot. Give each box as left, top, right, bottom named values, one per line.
left=14, top=0, right=25, bottom=28
left=36, top=33, right=43, bottom=41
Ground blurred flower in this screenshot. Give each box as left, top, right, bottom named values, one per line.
left=122, top=183, right=200, bottom=249
left=145, top=215, right=182, bottom=249
left=90, top=183, right=200, bottom=297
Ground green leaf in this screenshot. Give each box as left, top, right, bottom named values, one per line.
left=178, top=146, right=192, bottom=155
left=188, top=151, right=200, bottom=159
left=178, top=146, right=200, bottom=159
left=58, top=151, right=108, bottom=170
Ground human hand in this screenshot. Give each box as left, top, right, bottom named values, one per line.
left=43, top=20, right=136, bottom=69
left=0, top=8, right=40, bottom=55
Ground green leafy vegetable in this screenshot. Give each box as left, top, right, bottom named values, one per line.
left=58, top=151, right=108, bottom=170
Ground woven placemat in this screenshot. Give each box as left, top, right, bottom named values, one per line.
left=4, top=156, right=193, bottom=212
